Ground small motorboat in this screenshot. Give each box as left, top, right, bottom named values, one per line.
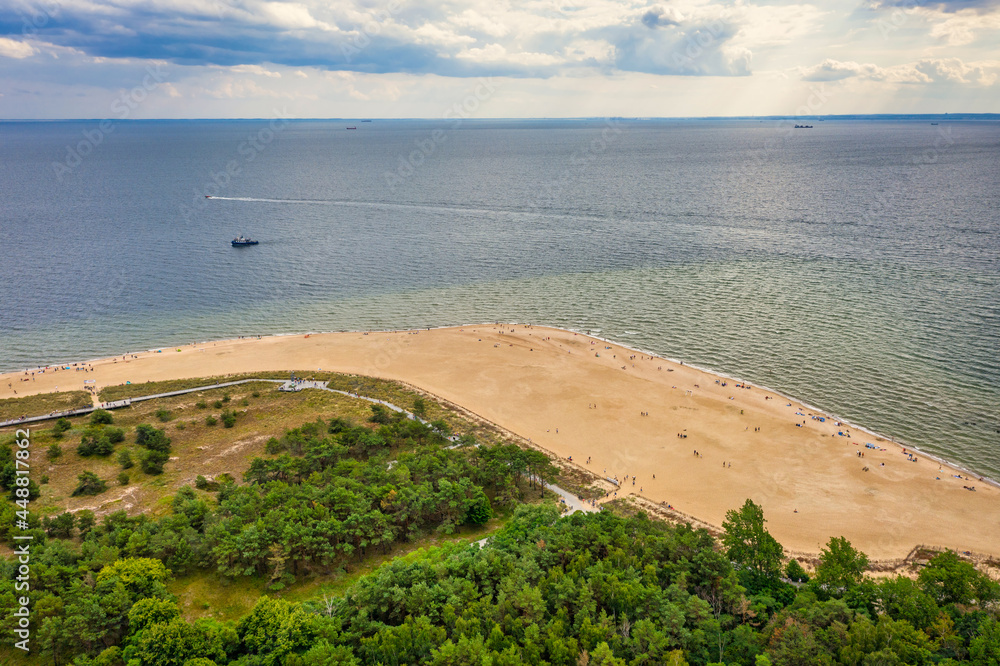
left=232, top=235, right=259, bottom=246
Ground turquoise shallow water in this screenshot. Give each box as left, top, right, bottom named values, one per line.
left=1, top=118, right=998, bottom=478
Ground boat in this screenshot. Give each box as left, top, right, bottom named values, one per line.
left=205, top=195, right=212, bottom=198
left=931, top=122, right=939, bottom=125
left=231, top=235, right=259, bottom=246
left=794, top=124, right=814, bottom=128
left=346, top=127, right=357, bottom=130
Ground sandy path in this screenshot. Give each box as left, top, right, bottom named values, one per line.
left=2, top=325, right=996, bottom=559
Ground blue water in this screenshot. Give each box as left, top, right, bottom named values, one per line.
left=1, top=118, right=998, bottom=479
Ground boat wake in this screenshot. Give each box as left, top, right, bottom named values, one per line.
left=204, top=196, right=608, bottom=222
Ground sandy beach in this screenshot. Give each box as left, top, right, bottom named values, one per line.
left=2, top=325, right=997, bottom=560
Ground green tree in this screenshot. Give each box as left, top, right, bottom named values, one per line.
left=77, top=509, right=96, bottom=536
left=814, top=536, right=869, bottom=597
left=875, top=576, right=939, bottom=630
left=722, top=499, right=785, bottom=584
left=236, top=597, right=317, bottom=665
left=118, top=449, right=134, bottom=469
left=139, top=449, right=170, bottom=475
left=918, top=550, right=1000, bottom=606
left=785, top=559, right=809, bottom=583
left=72, top=471, right=107, bottom=496
left=47, top=442, right=63, bottom=460
left=840, top=615, right=935, bottom=666
left=128, top=598, right=182, bottom=635
left=412, top=397, right=427, bottom=418
left=44, top=512, right=76, bottom=538
left=465, top=487, right=493, bottom=525
left=136, top=424, right=171, bottom=452
left=53, top=417, right=72, bottom=437
left=90, top=408, right=113, bottom=425
left=96, top=557, right=171, bottom=600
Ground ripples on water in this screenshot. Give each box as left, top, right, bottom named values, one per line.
left=1, top=118, right=997, bottom=478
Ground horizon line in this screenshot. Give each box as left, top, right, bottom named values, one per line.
left=2, top=113, right=999, bottom=123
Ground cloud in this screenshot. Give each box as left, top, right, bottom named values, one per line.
left=605, top=6, right=752, bottom=76
left=869, top=0, right=1000, bottom=12
left=0, top=0, right=755, bottom=78
left=0, top=37, right=37, bottom=59
left=801, top=57, right=999, bottom=85
left=641, top=6, right=683, bottom=29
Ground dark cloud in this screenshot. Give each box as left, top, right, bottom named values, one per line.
left=0, top=1, right=752, bottom=78
left=641, top=6, right=680, bottom=29
left=869, top=0, right=1000, bottom=12
left=606, top=12, right=751, bottom=76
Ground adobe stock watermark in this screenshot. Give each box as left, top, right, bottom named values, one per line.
left=341, top=0, right=403, bottom=63
left=179, top=109, right=293, bottom=223
left=863, top=123, right=956, bottom=224
left=529, top=118, right=626, bottom=209
left=52, top=64, right=169, bottom=182
left=383, top=78, right=498, bottom=191
left=20, top=0, right=60, bottom=37
left=11, top=428, right=33, bottom=653
left=876, top=0, right=928, bottom=38
left=672, top=19, right=729, bottom=72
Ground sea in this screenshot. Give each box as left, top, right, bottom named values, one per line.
left=1, top=117, right=998, bottom=480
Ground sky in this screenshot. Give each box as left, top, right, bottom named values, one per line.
left=0, top=0, right=998, bottom=118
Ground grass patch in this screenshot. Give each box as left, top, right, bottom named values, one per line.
left=169, top=516, right=508, bottom=623
left=0, top=390, right=92, bottom=422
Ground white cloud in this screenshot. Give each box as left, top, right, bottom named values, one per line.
left=801, top=57, right=1000, bottom=85
left=0, top=37, right=37, bottom=59
left=228, top=64, right=282, bottom=78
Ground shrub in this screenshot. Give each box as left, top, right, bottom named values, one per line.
left=222, top=393, right=231, bottom=403
left=212, top=400, right=223, bottom=409
left=89, top=409, right=113, bottom=425
left=118, top=472, right=130, bottom=486
left=221, top=410, right=236, bottom=428
left=251, top=391, right=260, bottom=398
left=78, top=433, right=114, bottom=457
left=412, top=397, right=427, bottom=418
left=241, top=398, right=250, bottom=407
left=71, top=471, right=107, bottom=496
left=135, top=424, right=171, bottom=452
left=369, top=404, right=393, bottom=425
left=46, top=443, right=63, bottom=460
left=40, top=475, right=49, bottom=485
left=205, top=415, right=218, bottom=426
left=52, top=418, right=72, bottom=439
left=105, top=427, right=126, bottom=444
left=155, top=408, right=172, bottom=422
left=195, top=475, right=209, bottom=490
left=195, top=401, right=207, bottom=409
left=139, top=449, right=169, bottom=475
left=430, top=419, right=452, bottom=437
left=44, top=512, right=74, bottom=538
left=118, top=449, right=134, bottom=469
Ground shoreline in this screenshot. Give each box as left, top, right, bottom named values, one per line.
left=13, top=322, right=991, bottom=490
left=4, top=324, right=998, bottom=559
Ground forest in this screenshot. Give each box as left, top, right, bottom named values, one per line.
left=1, top=399, right=998, bottom=665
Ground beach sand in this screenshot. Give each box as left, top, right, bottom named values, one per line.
left=2, top=325, right=997, bottom=560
